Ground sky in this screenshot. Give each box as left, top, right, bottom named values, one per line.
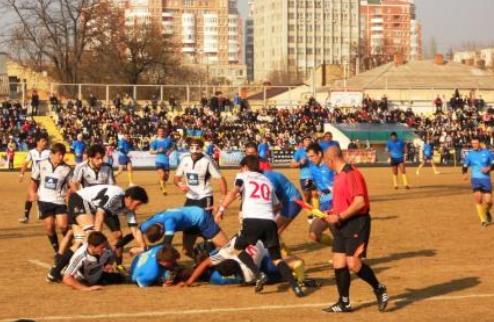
left=237, top=0, right=494, bottom=54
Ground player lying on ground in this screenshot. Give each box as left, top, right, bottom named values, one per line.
left=63, top=231, right=125, bottom=291
left=139, top=206, right=229, bottom=258
left=30, top=143, right=72, bottom=253
left=215, top=155, right=305, bottom=297
left=47, top=185, right=148, bottom=282
left=180, top=235, right=318, bottom=288
left=130, top=244, right=192, bottom=287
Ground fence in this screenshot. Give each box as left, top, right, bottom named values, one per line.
left=50, top=83, right=309, bottom=108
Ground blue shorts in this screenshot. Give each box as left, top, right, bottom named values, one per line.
left=281, top=200, right=302, bottom=219
left=118, top=155, right=131, bottom=166
left=299, top=179, right=315, bottom=191
left=260, top=256, right=282, bottom=283
left=197, top=213, right=221, bottom=239
left=75, top=155, right=84, bottom=163
left=155, top=162, right=170, bottom=171
left=471, top=178, right=492, bottom=193
left=424, top=154, right=433, bottom=161
left=390, top=157, right=404, bottom=166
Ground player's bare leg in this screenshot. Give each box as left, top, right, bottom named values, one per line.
left=114, top=165, right=124, bottom=178
left=19, top=193, right=35, bottom=223
left=391, top=165, right=399, bottom=189
left=482, top=192, right=492, bottom=225
left=127, top=163, right=135, bottom=186
left=398, top=163, right=409, bottom=189
left=308, top=218, right=332, bottom=246
left=474, top=191, right=488, bottom=226
left=43, top=216, right=59, bottom=253
left=276, top=215, right=293, bottom=256
left=158, top=169, right=169, bottom=195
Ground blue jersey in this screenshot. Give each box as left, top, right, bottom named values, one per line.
left=464, top=149, right=494, bottom=180
left=258, top=143, right=270, bottom=161
left=206, top=143, right=214, bottom=157
left=71, top=140, right=86, bottom=157
left=309, top=162, right=334, bottom=194
left=140, top=207, right=206, bottom=236
left=423, top=143, right=433, bottom=157
left=264, top=171, right=302, bottom=203
left=319, top=140, right=340, bottom=152
left=293, top=148, right=312, bottom=180
left=117, top=139, right=131, bottom=156
left=309, top=162, right=334, bottom=210
left=150, top=137, right=173, bottom=164
left=386, top=139, right=406, bottom=159
left=130, top=245, right=166, bottom=287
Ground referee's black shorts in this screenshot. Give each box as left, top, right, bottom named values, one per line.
left=234, top=218, right=282, bottom=260
left=332, top=215, right=371, bottom=258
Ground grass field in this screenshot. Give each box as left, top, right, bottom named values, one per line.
left=0, top=167, right=493, bottom=322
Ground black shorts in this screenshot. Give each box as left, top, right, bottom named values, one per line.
left=185, top=196, right=214, bottom=210
left=68, top=193, right=93, bottom=225
left=104, top=215, right=121, bottom=232
left=332, top=215, right=371, bottom=258
left=390, top=157, right=405, bottom=166
left=235, top=218, right=281, bottom=260
left=97, top=272, right=125, bottom=285
left=38, top=201, right=67, bottom=220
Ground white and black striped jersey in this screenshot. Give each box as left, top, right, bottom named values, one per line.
left=175, top=154, right=222, bottom=200
left=76, top=185, right=137, bottom=225
left=31, top=159, right=72, bottom=205
left=64, top=243, right=114, bottom=285
left=26, top=148, right=51, bottom=170
left=235, top=171, right=279, bottom=221
left=72, top=160, right=115, bottom=188
left=210, top=236, right=268, bottom=283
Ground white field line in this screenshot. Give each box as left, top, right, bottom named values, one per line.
left=28, top=259, right=51, bottom=269
left=7, top=267, right=494, bottom=322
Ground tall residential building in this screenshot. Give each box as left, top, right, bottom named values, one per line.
left=121, top=0, right=246, bottom=85
left=360, top=0, right=422, bottom=65
left=245, top=1, right=254, bottom=82
left=253, top=0, right=360, bottom=82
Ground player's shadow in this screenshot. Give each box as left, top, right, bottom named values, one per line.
left=305, top=249, right=436, bottom=275
left=371, top=215, right=399, bottom=221
left=372, top=185, right=469, bottom=203
left=354, top=277, right=481, bottom=312
left=289, top=242, right=327, bottom=255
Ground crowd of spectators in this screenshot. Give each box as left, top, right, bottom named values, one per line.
left=47, top=89, right=494, bottom=165
left=0, top=100, right=45, bottom=152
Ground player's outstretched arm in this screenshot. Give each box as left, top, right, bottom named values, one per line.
left=215, top=186, right=240, bottom=223
left=63, top=275, right=103, bottom=291
left=94, top=209, right=105, bottom=231
left=180, top=258, right=213, bottom=287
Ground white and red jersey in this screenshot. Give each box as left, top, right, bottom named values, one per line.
left=235, top=171, right=279, bottom=221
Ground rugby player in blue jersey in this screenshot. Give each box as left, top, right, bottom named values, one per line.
left=150, top=128, right=174, bottom=195
left=385, top=132, right=409, bottom=189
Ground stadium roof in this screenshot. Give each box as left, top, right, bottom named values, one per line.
left=336, top=60, right=494, bottom=90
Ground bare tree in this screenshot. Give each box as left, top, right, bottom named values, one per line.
left=0, top=0, right=108, bottom=83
